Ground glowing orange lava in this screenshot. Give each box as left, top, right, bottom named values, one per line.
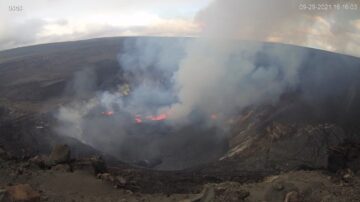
left=146, top=113, right=167, bottom=121
left=135, top=115, right=142, bottom=123
left=134, top=112, right=168, bottom=124
left=102, top=111, right=114, bottom=116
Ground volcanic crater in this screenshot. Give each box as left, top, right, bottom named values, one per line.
left=1, top=37, right=360, bottom=201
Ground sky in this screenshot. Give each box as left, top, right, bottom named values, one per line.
left=0, top=0, right=360, bottom=57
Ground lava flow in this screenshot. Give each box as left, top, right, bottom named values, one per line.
left=146, top=113, right=167, bottom=121
left=135, top=115, right=143, bottom=123
left=135, top=113, right=168, bottom=124
left=102, top=111, right=114, bottom=116
left=101, top=110, right=167, bottom=123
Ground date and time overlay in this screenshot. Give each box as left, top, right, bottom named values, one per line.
left=6, top=0, right=360, bottom=12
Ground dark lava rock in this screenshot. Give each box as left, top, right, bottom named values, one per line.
left=211, top=182, right=250, bottom=202
left=51, top=164, right=72, bottom=172
left=0, top=148, right=7, bottom=160
left=133, top=157, right=162, bottom=169
left=0, top=147, right=10, bottom=160
left=328, top=142, right=360, bottom=172
left=264, top=182, right=298, bottom=202
left=48, top=144, right=70, bottom=165
left=267, top=124, right=347, bottom=171
left=227, top=123, right=354, bottom=172
left=3, top=184, right=40, bottom=202
left=72, top=156, right=107, bottom=175
left=97, top=173, right=115, bottom=182
left=90, top=156, right=107, bottom=174
left=284, top=191, right=302, bottom=202
left=29, top=155, right=49, bottom=169
left=0, top=189, right=6, bottom=201
left=115, top=176, right=127, bottom=186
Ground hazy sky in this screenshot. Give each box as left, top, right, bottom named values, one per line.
left=1, top=0, right=360, bottom=57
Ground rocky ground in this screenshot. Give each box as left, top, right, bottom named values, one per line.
left=1, top=37, right=360, bottom=201
left=1, top=144, right=360, bottom=202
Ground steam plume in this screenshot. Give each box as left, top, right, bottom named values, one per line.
left=168, top=0, right=307, bottom=121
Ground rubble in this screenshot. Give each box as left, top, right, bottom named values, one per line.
left=182, top=183, right=250, bottom=202
left=73, top=156, right=107, bottom=175
left=0, top=147, right=11, bottom=160
left=97, top=173, right=115, bottom=182
left=116, top=176, right=127, bottom=186
left=48, top=144, right=71, bottom=165
left=90, top=156, right=107, bottom=174
left=0, top=189, right=6, bottom=201
left=284, top=191, right=301, bottom=202
left=181, top=186, right=215, bottom=202
left=51, top=164, right=72, bottom=172
left=264, top=182, right=299, bottom=202
left=0, top=147, right=7, bottom=160
left=29, top=155, right=49, bottom=169
left=3, top=184, right=40, bottom=202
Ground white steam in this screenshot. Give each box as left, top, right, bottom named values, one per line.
left=167, top=0, right=309, bottom=121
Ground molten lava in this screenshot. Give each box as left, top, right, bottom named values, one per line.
left=102, top=111, right=114, bottom=116
left=134, top=112, right=168, bottom=124
left=146, top=113, right=167, bottom=121
left=135, top=115, right=142, bottom=123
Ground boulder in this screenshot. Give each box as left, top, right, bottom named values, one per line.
left=0, top=189, right=6, bottom=201
left=48, top=144, right=71, bottom=165
left=90, top=156, right=107, bottom=174
left=51, top=164, right=72, bottom=172
left=0, top=147, right=10, bottom=160
left=97, top=173, right=115, bottom=182
left=213, top=182, right=249, bottom=202
left=179, top=185, right=215, bottom=202
left=264, top=182, right=298, bottom=202
left=72, top=156, right=107, bottom=175
left=3, top=184, right=40, bottom=202
left=115, top=176, right=127, bottom=186
left=284, top=191, right=301, bottom=202
left=29, top=155, right=49, bottom=169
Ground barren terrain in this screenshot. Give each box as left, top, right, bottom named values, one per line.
left=0, top=37, right=360, bottom=201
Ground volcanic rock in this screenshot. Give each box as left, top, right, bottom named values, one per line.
left=0, top=147, right=10, bottom=160
left=48, top=144, right=70, bottom=165
left=3, top=184, right=40, bottom=202
left=0, top=189, right=6, bottom=201
left=98, top=173, right=115, bottom=183
left=90, top=156, right=107, bottom=174
left=133, top=157, right=162, bottom=168
left=223, top=122, right=354, bottom=172
left=212, top=182, right=249, bottom=202
left=267, top=124, right=348, bottom=170
left=272, top=182, right=284, bottom=191
left=337, top=168, right=355, bottom=184
left=328, top=142, right=360, bottom=172
left=0, top=148, right=7, bottom=160
left=264, top=182, right=298, bottom=202
left=115, top=176, right=127, bottom=186
left=284, top=191, right=301, bottom=202
left=51, top=164, right=72, bottom=172
left=28, top=155, right=49, bottom=169
left=179, top=185, right=214, bottom=202
left=72, top=155, right=107, bottom=175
